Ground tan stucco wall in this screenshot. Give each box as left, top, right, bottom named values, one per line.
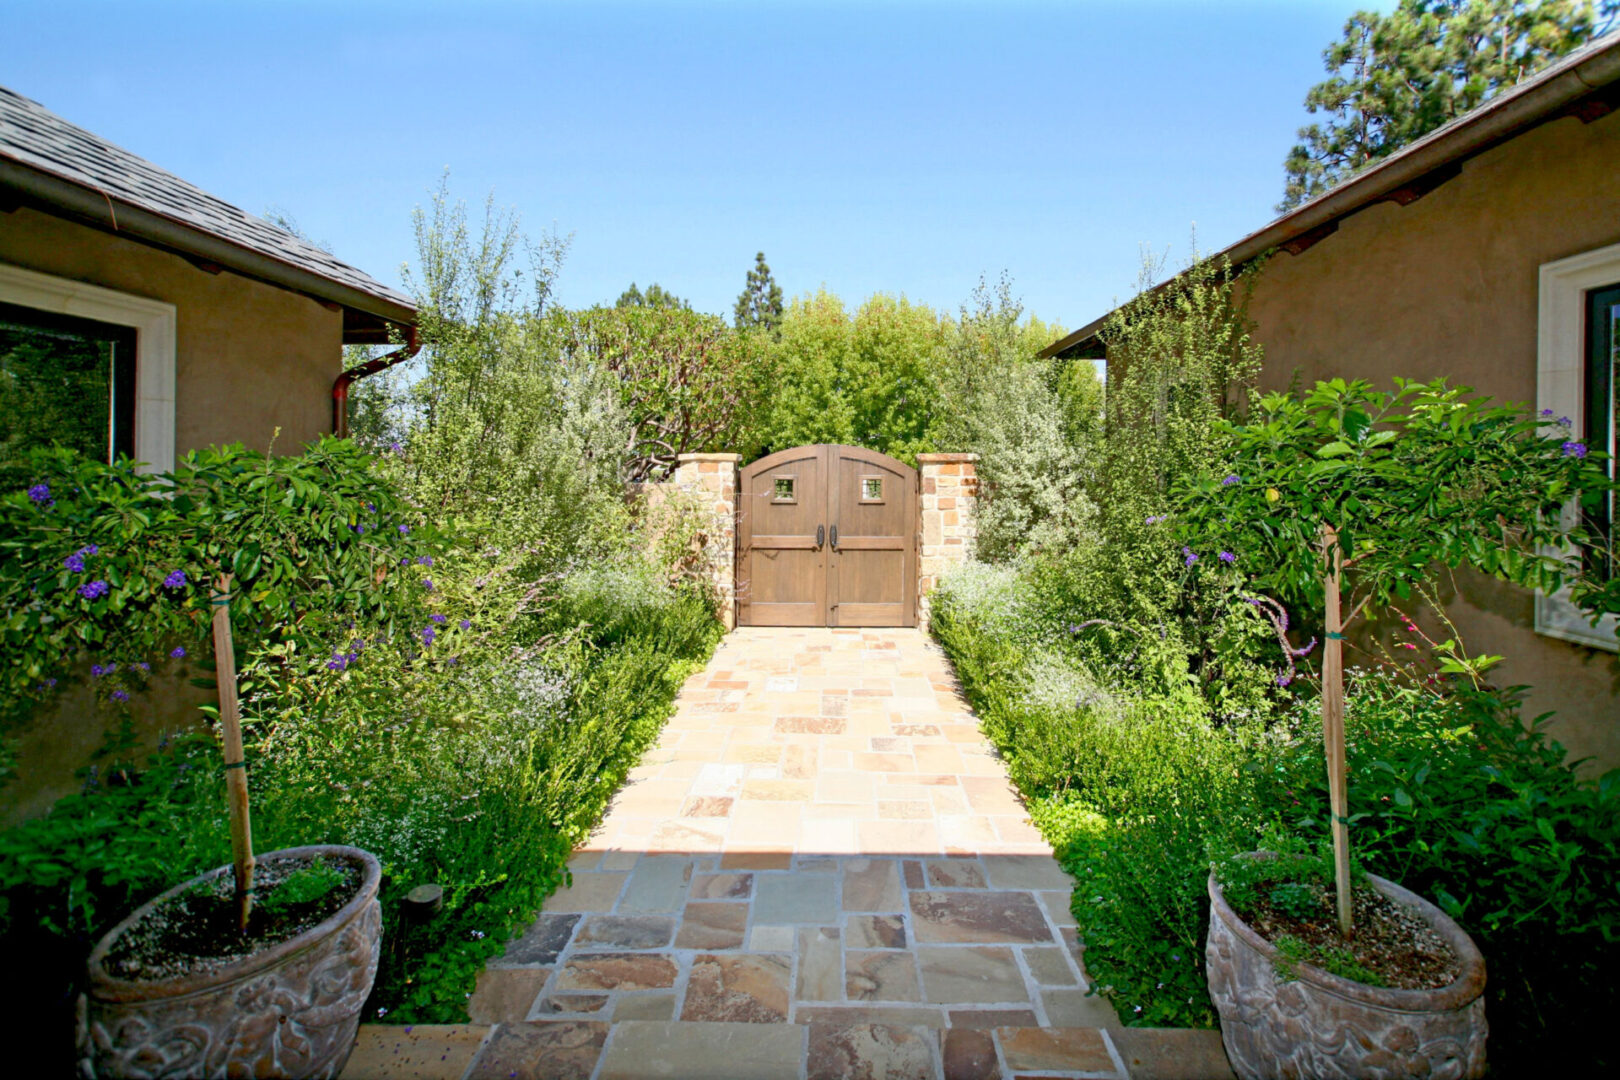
left=1244, top=107, right=1620, bottom=770
left=1, top=208, right=343, bottom=825
left=0, top=206, right=340, bottom=453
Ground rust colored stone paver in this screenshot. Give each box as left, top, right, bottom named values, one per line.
left=345, top=628, right=1234, bottom=1079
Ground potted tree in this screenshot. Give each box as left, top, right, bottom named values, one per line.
left=1176, top=378, right=1615, bottom=1079
left=2, top=439, right=436, bottom=1079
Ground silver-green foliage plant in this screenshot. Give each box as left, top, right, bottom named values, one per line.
left=384, top=179, right=633, bottom=570
left=935, top=277, right=1096, bottom=561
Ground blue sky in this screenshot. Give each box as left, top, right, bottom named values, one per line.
left=4, top=1, right=1371, bottom=331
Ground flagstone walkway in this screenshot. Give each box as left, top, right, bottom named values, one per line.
left=343, top=628, right=1232, bottom=1080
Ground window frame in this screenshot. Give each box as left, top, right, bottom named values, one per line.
left=0, top=263, right=176, bottom=472
left=1535, top=242, right=1620, bottom=652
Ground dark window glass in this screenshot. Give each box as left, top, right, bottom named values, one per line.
left=1586, top=283, right=1620, bottom=581
left=0, top=301, right=136, bottom=480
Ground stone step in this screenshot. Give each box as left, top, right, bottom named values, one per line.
left=341, top=1020, right=1235, bottom=1080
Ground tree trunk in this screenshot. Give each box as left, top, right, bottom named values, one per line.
left=1320, top=524, right=1353, bottom=935
left=211, top=573, right=255, bottom=934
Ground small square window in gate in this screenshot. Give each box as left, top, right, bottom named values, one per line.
left=860, top=475, right=885, bottom=502
left=772, top=475, right=797, bottom=503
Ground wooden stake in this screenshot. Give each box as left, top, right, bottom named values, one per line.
left=211, top=573, right=255, bottom=934
left=1320, top=524, right=1353, bottom=936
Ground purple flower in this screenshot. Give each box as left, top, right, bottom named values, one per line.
left=422, top=578, right=434, bottom=592
left=27, top=483, right=51, bottom=505
left=111, top=689, right=130, bottom=702
left=389, top=441, right=403, bottom=454
left=430, top=614, right=447, bottom=623
left=364, top=502, right=376, bottom=513
left=78, top=580, right=109, bottom=600
left=64, top=552, right=86, bottom=573
left=1275, top=674, right=1293, bottom=688
left=1541, top=408, right=1554, bottom=416
left=327, top=653, right=349, bottom=672
left=91, top=664, right=110, bottom=677
left=421, top=626, right=436, bottom=646
left=459, top=619, right=471, bottom=630
left=417, top=556, right=433, bottom=566
left=82, top=544, right=98, bottom=556
left=399, top=524, right=410, bottom=535
left=1219, top=551, right=1236, bottom=564
left=171, top=646, right=187, bottom=659
left=134, top=662, right=150, bottom=672
left=1182, top=547, right=1198, bottom=567
left=1557, top=416, right=1572, bottom=428
left=38, top=678, right=58, bottom=691
left=1562, top=441, right=1588, bottom=458
left=1221, top=474, right=1240, bottom=486
left=163, top=570, right=188, bottom=589
left=1292, top=636, right=1317, bottom=657
left=1144, top=515, right=1167, bottom=525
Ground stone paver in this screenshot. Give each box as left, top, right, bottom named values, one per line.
left=345, top=628, right=1231, bottom=1079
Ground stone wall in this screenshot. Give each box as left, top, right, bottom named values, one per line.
left=915, top=453, right=979, bottom=625
left=668, top=453, right=741, bottom=630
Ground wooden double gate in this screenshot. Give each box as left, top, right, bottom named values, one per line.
left=737, top=445, right=917, bottom=627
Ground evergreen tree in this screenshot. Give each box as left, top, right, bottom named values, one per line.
left=734, top=251, right=785, bottom=335
left=616, top=282, right=690, bottom=310
left=1279, top=1, right=1611, bottom=211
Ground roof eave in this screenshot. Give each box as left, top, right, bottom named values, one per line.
left=0, top=157, right=416, bottom=333
left=1041, top=35, right=1620, bottom=360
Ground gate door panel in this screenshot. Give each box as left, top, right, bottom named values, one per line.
left=827, top=446, right=916, bottom=627
left=738, top=446, right=829, bottom=626
left=738, top=445, right=917, bottom=628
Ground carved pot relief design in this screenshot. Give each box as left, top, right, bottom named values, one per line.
left=1205, top=868, right=1487, bottom=1080
left=77, top=845, right=382, bottom=1080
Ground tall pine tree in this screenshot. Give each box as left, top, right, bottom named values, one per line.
left=734, top=252, right=785, bottom=335
left=1279, top=1, right=1611, bottom=211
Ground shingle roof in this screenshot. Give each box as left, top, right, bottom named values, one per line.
left=0, top=85, right=414, bottom=328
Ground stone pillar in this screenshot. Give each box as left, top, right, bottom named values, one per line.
left=671, top=453, right=741, bottom=630
left=915, top=453, right=978, bottom=625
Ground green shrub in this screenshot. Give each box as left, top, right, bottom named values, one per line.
left=931, top=565, right=1273, bottom=1027
left=1271, top=669, right=1620, bottom=1072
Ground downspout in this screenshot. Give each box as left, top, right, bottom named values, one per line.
left=332, top=325, right=419, bottom=438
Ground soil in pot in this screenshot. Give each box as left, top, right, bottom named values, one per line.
left=1226, top=870, right=1460, bottom=990
left=102, top=853, right=361, bottom=983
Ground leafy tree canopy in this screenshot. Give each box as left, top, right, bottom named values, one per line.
left=734, top=251, right=785, bottom=335
left=1279, top=1, right=1613, bottom=211
left=616, top=282, right=690, bottom=310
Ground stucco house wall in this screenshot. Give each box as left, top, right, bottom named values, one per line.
left=0, top=211, right=348, bottom=825
left=1, top=206, right=341, bottom=455
left=1242, top=106, right=1620, bottom=770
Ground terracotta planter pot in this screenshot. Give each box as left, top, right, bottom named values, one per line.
left=76, top=845, right=382, bottom=1079
left=1206, top=867, right=1487, bottom=1080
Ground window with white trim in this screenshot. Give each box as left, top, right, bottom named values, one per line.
left=0, top=264, right=176, bottom=475
left=1536, top=243, right=1620, bottom=651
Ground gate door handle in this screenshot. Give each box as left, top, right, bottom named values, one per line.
left=816, top=524, right=825, bottom=548
left=829, top=524, right=839, bottom=551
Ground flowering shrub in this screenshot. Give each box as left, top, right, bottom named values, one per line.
left=0, top=438, right=439, bottom=725
left=1175, top=377, right=1617, bottom=932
